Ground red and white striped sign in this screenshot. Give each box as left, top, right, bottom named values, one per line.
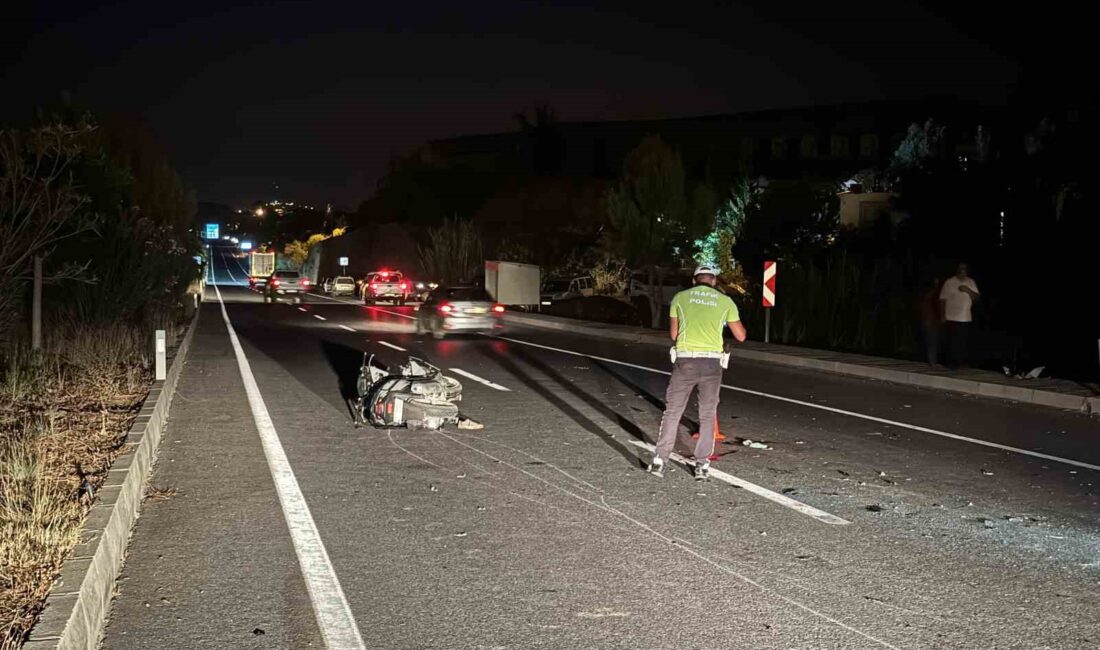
left=762, top=261, right=777, bottom=307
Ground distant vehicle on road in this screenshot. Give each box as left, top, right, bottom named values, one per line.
left=321, top=277, right=334, bottom=293
left=330, top=276, right=356, bottom=296
left=363, top=270, right=411, bottom=305
left=540, top=276, right=594, bottom=304
left=249, top=252, right=276, bottom=290
left=416, top=286, right=504, bottom=339
left=412, top=280, right=438, bottom=302
left=263, top=270, right=310, bottom=304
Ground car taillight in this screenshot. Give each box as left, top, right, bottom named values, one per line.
left=401, top=282, right=408, bottom=290
left=492, top=304, right=505, bottom=313
left=272, top=279, right=280, bottom=287
left=438, top=303, right=453, bottom=314
left=301, top=278, right=310, bottom=286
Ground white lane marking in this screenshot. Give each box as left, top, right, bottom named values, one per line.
left=495, top=336, right=1100, bottom=473
left=338, top=324, right=356, bottom=333
left=449, top=368, right=511, bottom=392
left=377, top=340, right=406, bottom=352
left=626, top=440, right=849, bottom=525
left=297, top=307, right=308, bottom=313
left=314, top=314, right=327, bottom=321
left=212, top=284, right=365, bottom=650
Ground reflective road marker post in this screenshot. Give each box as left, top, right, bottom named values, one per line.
left=155, top=330, right=166, bottom=381
left=762, top=260, right=776, bottom=343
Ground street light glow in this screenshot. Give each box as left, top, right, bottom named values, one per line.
left=255, top=207, right=265, bottom=217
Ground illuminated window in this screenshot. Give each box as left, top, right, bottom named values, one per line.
left=859, top=134, right=879, bottom=159
left=771, top=136, right=788, bottom=160
left=800, top=136, right=818, bottom=159
left=831, top=135, right=850, bottom=158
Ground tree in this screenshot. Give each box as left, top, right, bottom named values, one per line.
left=53, top=117, right=200, bottom=323
left=693, top=177, right=758, bottom=292
left=732, top=179, right=840, bottom=277
left=606, top=135, right=712, bottom=327
left=889, top=118, right=947, bottom=179
left=417, top=217, right=484, bottom=286
left=282, top=240, right=310, bottom=268
left=0, top=122, right=98, bottom=343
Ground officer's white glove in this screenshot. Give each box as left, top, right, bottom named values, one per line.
left=720, top=351, right=730, bottom=369
left=669, top=346, right=677, bottom=364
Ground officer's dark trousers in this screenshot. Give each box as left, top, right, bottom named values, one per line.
left=655, top=358, right=723, bottom=462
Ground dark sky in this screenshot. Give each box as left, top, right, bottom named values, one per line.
left=2, top=1, right=1080, bottom=210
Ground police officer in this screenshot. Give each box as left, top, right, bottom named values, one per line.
left=648, top=264, right=746, bottom=480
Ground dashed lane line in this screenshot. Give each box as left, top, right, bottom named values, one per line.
left=449, top=368, right=511, bottom=392
left=314, top=314, right=327, bottom=321
left=496, top=336, right=1100, bottom=473
left=338, top=324, right=356, bottom=333
left=212, top=284, right=365, bottom=650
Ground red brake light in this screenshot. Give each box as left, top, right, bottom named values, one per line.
left=301, top=278, right=310, bottom=286
left=492, top=304, right=505, bottom=313
left=438, top=303, right=453, bottom=314
left=272, top=279, right=280, bottom=287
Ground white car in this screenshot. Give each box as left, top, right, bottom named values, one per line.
left=330, top=276, right=356, bottom=296
left=540, top=276, right=594, bottom=305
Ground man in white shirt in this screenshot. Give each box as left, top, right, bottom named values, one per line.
left=939, top=262, right=980, bottom=368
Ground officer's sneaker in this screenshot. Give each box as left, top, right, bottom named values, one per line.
left=694, top=461, right=710, bottom=481
left=647, top=456, right=665, bottom=478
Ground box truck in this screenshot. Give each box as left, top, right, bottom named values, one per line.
left=484, top=261, right=540, bottom=306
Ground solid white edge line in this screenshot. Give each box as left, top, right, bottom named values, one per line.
left=449, top=367, right=512, bottom=392
left=213, top=284, right=365, bottom=650
left=495, top=336, right=1100, bottom=473
left=626, top=440, right=850, bottom=525
left=338, top=324, right=356, bottom=332
left=314, top=314, right=327, bottom=321
left=377, top=340, right=407, bottom=352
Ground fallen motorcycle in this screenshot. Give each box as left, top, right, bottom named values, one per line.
left=353, top=354, right=466, bottom=430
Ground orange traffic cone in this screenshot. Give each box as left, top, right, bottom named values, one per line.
left=691, top=416, right=726, bottom=441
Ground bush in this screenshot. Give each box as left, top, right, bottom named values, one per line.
left=740, top=251, right=916, bottom=358
left=0, top=311, right=185, bottom=648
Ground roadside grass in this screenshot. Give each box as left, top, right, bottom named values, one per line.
left=0, top=318, right=179, bottom=649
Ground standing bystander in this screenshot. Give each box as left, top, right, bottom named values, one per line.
left=939, top=263, right=980, bottom=368
left=917, top=275, right=943, bottom=366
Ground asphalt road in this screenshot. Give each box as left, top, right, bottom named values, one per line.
left=101, top=247, right=1100, bottom=649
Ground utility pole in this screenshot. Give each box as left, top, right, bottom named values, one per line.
left=32, top=255, right=43, bottom=351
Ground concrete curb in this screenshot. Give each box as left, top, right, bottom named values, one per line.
left=22, top=309, right=202, bottom=650
left=503, top=312, right=1098, bottom=415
